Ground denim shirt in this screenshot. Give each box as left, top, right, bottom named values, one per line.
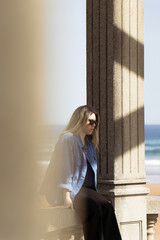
left=40, top=132, right=98, bottom=205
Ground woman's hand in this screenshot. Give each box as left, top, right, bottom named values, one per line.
left=63, top=189, right=74, bottom=211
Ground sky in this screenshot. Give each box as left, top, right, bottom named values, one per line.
left=42, top=0, right=160, bottom=125
left=144, top=0, right=160, bottom=125
left=42, top=0, right=86, bottom=125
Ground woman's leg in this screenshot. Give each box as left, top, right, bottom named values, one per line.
left=73, top=187, right=122, bottom=240
left=101, top=200, right=122, bottom=240
left=73, top=187, right=103, bottom=240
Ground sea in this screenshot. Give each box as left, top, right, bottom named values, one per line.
left=145, top=125, right=160, bottom=184
left=39, top=124, right=160, bottom=184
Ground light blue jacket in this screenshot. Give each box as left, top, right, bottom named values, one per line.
left=40, top=132, right=98, bottom=205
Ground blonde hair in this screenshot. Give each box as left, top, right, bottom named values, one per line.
left=60, top=105, right=100, bottom=149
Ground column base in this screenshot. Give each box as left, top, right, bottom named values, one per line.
left=98, top=179, right=149, bottom=240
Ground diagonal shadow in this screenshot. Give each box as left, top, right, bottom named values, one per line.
left=96, top=105, right=145, bottom=176
left=113, top=25, right=144, bottom=80
left=87, top=0, right=144, bottom=111
left=113, top=106, right=144, bottom=158
left=87, top=0, right=146, bottom=175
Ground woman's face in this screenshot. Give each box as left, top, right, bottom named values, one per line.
left=82, top=113, right=97, bottom=136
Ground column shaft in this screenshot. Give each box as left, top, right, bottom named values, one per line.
left=87, top=0, right=149, bottom=239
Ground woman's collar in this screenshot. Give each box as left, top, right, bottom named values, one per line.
left=75, top=133, right=91, bottom=149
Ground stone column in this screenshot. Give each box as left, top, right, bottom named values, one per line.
left=87, top=0, right=149, bottom=239
left=0, top=1, right=43, bottom=239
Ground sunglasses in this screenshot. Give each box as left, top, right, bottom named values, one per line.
left=88, top=119, right=97, bottom=126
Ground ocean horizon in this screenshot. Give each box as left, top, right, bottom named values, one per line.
left=39, top=124, right=160, bottom=184
left=145, top=124, right=160, bottom=184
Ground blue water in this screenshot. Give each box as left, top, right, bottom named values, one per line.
left=145, top=125, right=160, bottom=160
left=145, top=125, right=160, bottom=183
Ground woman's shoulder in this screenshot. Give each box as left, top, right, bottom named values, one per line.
left=55, top=132, right=74, bottom=150
left=60, top=132, right=73, bottom=139
left=58, top=132, right=74, bottom=144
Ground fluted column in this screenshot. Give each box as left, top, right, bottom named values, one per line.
left=87, top=0, right=149, bottom=239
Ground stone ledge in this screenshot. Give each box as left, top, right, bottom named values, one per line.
left=43, top=225, right=83, bottom=240
left=39, top=207, right=82, bottom=233
left=147, top=196, right=160, bottom=214
left=98, top=184, right=150, bottom=197
left=39, top=207, right=83, bottom=240
left=98, top=179, right=149, bottom=185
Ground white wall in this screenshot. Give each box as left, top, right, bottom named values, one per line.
left=42, top=0, right=86, bottom=125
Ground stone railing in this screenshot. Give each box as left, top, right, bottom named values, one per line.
left=39, top=197, right=160, bottom=240
left=39, top=202, right=160, bottom=240
left=37, top=159, right=84, bottom=239
left=37, top=160, right=160, bottom=240
left=39, top=207, right=83, bottom=240
left=147, top=196, right=160, bottom=240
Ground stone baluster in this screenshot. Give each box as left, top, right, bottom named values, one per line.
left=147, top=214, right=158, bottom=240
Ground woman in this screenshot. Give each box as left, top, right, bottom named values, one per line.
left=40, top=105, right=122, bottom=240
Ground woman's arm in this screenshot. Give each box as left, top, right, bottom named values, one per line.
left=56, top=133, right=74, bottom=192
left=55, top=133, right=74, bottom=208
left=63, top=189, right=74, bottom=210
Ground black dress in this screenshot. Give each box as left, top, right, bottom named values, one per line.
left=73, top=158, right=122, bottom=240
